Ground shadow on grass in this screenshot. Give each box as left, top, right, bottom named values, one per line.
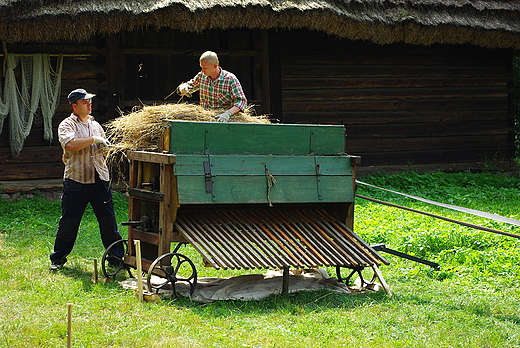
left=392, top=292, right=520, bottom=327
left=160, top=288, right=390, bottom=317
left=59, top=264, right=125, bottom=292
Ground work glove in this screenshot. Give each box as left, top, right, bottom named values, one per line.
left=177, top=83, right=192, bottom=98
left=92, top=136, right=110, bottom=146
left=215, top=110, right=233, bottom=122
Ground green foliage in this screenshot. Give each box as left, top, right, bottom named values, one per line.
left=1, top=173, right=520, bottom=347
left=355, top=171, right=520, bottom=285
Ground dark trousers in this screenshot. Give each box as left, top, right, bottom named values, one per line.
left=50, top=176, right=123, bottom=264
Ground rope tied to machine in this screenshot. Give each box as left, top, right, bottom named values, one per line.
left=265, top=164, right=277, bottom=207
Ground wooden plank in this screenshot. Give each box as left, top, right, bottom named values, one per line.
left=0, top=146, right=62, bottom=163
left=346, top=120, right=511, bottom=138
left=281, top=64, right=508, bottom=78
left=0, top=178, right=63, bottom=193
left=346, top=135, right=511, bottom=153
left=158, top=162, right=175, bottom=256
left=283, top=111, right=510, bottom=125
left=282, top=77, right=509, bottom=89
left=282, top=87, right=508, bottom=102
left=127, top=151, right=176, bottom=164
left=176, top=175, right=354, bottom=204
left=282, top=99, right=507, bottom=112
left=0, top=127, right=61, bottom=147
left=167, top=121, right=346, bottom=156
left=0, top=162, right=63, bottom=180
left=174, top=155, right=353, bottom=176
left=352, top=147, right=512, bottom=167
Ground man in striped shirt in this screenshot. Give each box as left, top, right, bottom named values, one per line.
left=176, top=51, right=247, bottom=122
left=50, top=89, right=123, bottom=271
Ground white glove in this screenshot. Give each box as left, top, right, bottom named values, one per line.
left=92, top=136, right=109, bottom=146
left=215, top=110, right=233, bottom=122
left=177, top=83, right=192, bottom=98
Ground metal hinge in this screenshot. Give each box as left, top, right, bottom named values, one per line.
left=203, top=158, right=216, bottom=201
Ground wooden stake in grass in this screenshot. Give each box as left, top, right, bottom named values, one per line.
left=67, top=303, right=73, bottom=348
left=93, top=259, right=98, bottom=284
left=134, top=240, right=144, bottom=301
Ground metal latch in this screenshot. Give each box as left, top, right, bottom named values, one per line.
left=315, top=158, right=323, bottom=200
left=203, top=160, right=216, bottom=201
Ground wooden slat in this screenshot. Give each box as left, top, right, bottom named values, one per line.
left=0, top=162, right=63, bottom=180
left=282, top=99, right=507, bottom=112
left=282, top=87, right=508, bottom=101
left=282, top=77, right=509, bottom=89
left=281, top=65, right=507, bottom=78
left=283, top=111, right=510, bottom=125
left=0, top=146, right=62, bottom=164
left=173, top=209, right=386, bottom=270
left=346, top=135, right=511, bottom=153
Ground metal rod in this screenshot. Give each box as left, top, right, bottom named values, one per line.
left=371, top=244, right=440, bottom=269
left=356, top=194, right=520, bottom=240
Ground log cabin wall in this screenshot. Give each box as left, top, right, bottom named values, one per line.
left=0, top=28, right=517, bottom=190
left=0, top=37, right=109, bottom=189
left=277, top=30, right=515, bottom=173
left=106, top=29, right=265, bottom=119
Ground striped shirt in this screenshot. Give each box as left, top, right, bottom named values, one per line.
left=186, top=69, right=247, bottom=111
left=58, top=113, right=110, bottom=183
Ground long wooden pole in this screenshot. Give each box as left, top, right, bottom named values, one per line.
left=134, top=240, right=144, bottom=301
left=67, top=303, right=73, bottom=348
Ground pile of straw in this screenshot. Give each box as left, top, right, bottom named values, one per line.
left=103, top=103, right=270, bottom=186
left=104, top=103, right=270, bottom=154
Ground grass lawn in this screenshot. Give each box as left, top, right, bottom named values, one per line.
left=0, top=171, right=519, bottom=347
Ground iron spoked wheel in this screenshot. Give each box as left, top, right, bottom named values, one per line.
left=147, top=252, right=197, bottom=297
left=336, top=266, right=376, bottom=289
left=101, top=239, right=132, bottom=281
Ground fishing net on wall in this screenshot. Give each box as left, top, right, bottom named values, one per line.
left=0, top=52, right=63, bottom=156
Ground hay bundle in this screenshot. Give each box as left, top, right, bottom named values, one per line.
left=103, top=103, right=270, bottom=186
left=104, top=103, right=270, bottom=154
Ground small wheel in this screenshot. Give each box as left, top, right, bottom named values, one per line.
left=101, top=239, right=132, bottom=281
left=147, top=252, right=197, bottom=297
left=336, top=266, right=376, bottom=289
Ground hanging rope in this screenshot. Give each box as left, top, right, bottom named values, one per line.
left=0, top=51, right=63, bottom=156
left=0, top=43, right=9, bottom=133
left=265, top=165, right=277, bottom=207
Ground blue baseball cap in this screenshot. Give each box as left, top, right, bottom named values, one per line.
left=67, top=88, right=96, bottom=105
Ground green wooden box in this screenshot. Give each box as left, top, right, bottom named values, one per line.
left=166, top=120, right=346, bottom=155
left=166, top=121, right=354, bottom=205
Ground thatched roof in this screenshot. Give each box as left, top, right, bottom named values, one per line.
left=0, top=0, right=519, bottom=49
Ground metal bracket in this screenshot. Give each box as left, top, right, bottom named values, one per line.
left=203, top=158, right=216, bottom=201
left=314, top=157, right=323, bottom=200
left=309, top=131, right=315, bottom=154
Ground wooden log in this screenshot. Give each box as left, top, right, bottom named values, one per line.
left=345, top=120, right=511, bottom=138
left=281, top=64, right=507, bottom=79
left=0, top=162, right=63, bottom=180
left=346, top=135, right=511, bottom=153
left=281, top=87, right=508, bottom=101
left=348, top=147, right=511, bottom=166
left=282, top=110, right=510, bottom=125
left=282, top=77, right=509, bottom=89
left=0, top=178, right=63, bottom=193
left=282, top=99, right=507, bottom=112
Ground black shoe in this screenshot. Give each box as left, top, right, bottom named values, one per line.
left=49, top=263, right=63, bottom=271
left=106, top=254, right=123, bottom=268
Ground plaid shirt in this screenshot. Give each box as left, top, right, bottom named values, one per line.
left=58, top=114, right=110, bottom=184
left=187, top=69, right=247, bottom=111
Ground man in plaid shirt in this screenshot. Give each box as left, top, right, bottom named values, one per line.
left=176, top=51, right=247, bottom=122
